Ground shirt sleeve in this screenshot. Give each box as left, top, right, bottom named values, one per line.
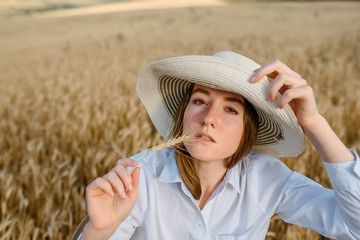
left=108, top=216, right=138, bottom=240
left=276, top=149, right=360, bottom=240
left=322, top=148, right=360, bottom=239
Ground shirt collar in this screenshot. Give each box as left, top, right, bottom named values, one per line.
left=157, top=148, right=243, bottom=194
left=158, top=148, right=183, bottom=183
left=223, top=161, right=242, bottom=194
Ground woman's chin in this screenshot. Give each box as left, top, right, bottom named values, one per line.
left=185, top=144, right=232, bottom=163
left=188, top=151, right=227, bottom=163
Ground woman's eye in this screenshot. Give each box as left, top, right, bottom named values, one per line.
left=226, top=107, right=238, bottom=115
left=193, top=99, right=206, bottom=105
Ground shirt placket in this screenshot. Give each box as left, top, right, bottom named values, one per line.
left=193, top=210, right=207, bottom=240
left=179, top=181, right=208, bottom=239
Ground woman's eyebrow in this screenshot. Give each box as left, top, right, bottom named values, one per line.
left=192, top=88, right=209, bottom=95
left=225, top=97, right=245, bottom=106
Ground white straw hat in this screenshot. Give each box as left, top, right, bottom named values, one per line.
left=136, top=51, right=305, bottom=157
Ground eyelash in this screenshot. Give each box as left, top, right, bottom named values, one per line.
left=226, top=107, right=238, bottom=115
left=193, top=99, right=206, bottom=105
left=192, top=99, right=239, bottom=115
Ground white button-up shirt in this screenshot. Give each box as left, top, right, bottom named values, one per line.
left=108, top=148, right=360, bottom=240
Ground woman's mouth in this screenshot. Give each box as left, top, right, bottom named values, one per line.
left=195, top=133, right=215, bottom=143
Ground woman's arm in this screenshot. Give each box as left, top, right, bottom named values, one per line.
left=250, top=59, right=354, bottom=162
left=251, top=60, right=359, bottom=239
left=302, top=114, right=354, bottom=163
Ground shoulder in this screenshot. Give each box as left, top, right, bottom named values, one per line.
left=239, top=150, right=296, bottom=212
left=240, top=150, right=295, bottom=195
left=242, top=150, right=293, bottom=176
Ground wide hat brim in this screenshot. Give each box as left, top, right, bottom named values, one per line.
left=136, top=51, right=305, bottom=157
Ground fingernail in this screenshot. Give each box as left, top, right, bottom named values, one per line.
left=250, top=76, right=256, bottom=82
left=267, top=96, right=272, bottom=101
left=128, top=184, right=134, bottom=191
left=121, top=192, right=127, bottom=199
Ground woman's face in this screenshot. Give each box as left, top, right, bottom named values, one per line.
left=183, top=84, right=245, bottom=163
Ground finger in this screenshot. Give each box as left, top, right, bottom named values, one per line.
left=114, top=164, right=134, bottom=191
left=87, top=177, right=114, bottom=197
left=105, top=172, right=127, bottom=199
left=251, top=60, right=300, bottom=83
left=127, top=167, right=140, bottom=200
left=116, top=158, right=138, bottom=168
left=268, top=73, right=307, bottom=101
left=278, top=85, right=313, bottom=109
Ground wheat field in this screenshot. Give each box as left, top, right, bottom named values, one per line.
left=0, top=1, right=360, bottom=239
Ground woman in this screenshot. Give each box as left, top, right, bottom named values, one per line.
left=79, top=51, right=359, bottom=239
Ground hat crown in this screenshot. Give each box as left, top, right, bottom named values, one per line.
left=213, top=51, right=261, bottom=71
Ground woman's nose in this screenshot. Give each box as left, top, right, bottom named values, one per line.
left=201, top=105, right=218, bottom=127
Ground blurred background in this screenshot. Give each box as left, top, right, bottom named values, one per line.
left=0, top=0, right=359, bottom=239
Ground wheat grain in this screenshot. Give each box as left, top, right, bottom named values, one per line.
left=130, top=135, right=195, bottom=174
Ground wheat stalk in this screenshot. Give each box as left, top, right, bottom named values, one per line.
left=130, top=135, right=194, bottom=174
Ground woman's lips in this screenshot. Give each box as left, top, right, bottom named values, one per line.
left=194, top=132, right=216, bottom=143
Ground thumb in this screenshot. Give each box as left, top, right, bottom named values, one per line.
left=127, top=167, right=140, bottom=199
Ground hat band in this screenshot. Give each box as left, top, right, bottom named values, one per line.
left=255, top=108, right=284, bottom=145
left=159, top=75, right=192, bottom=120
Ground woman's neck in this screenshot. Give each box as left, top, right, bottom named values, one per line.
left=195, top=159, right=227, bottom=210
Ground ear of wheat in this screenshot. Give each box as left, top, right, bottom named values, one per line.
left=130, top=135, right=194, bottom=174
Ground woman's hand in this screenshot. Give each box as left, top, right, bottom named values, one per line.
left=83, top=158, right=140, bottom=237
left=250, top=59, right=321, bottom=131
left=251, top=60, right=354, bottom=163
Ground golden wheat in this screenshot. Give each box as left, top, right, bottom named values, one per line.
left=130, top=135, right=194, bottom=174
left=0, top=1, right=359, bottom=240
